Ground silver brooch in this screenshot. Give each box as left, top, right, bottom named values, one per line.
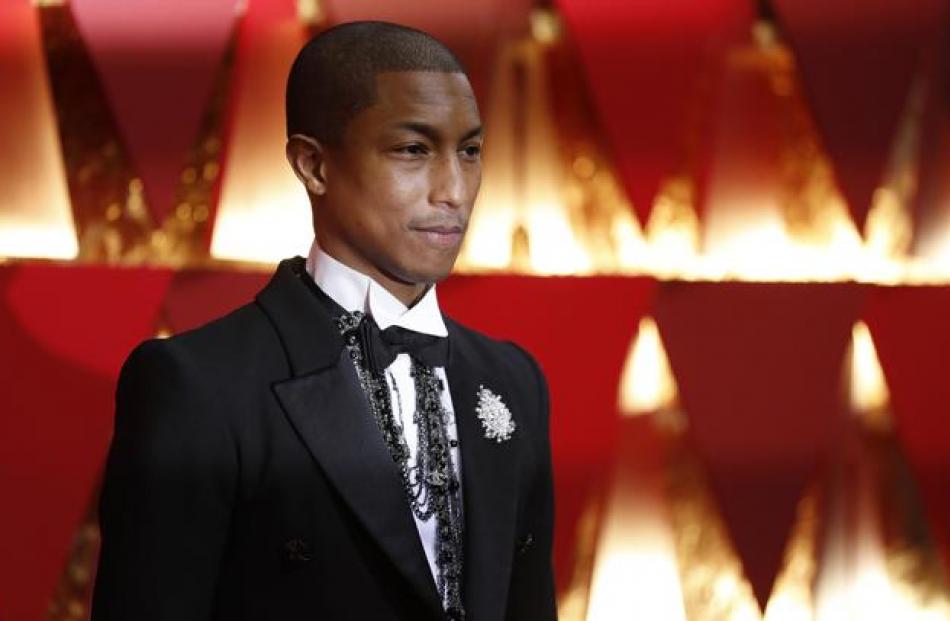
left=475, top=385, right=516, bottom=443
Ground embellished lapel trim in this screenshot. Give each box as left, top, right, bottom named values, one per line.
left=446, top=321, right=521, bottom=621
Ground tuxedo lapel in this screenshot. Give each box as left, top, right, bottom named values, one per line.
left=446, top=325, right=521, bottom=621
left=273, top=361, right=443, bottom=617
left=258, top=258, right=443, bottom=619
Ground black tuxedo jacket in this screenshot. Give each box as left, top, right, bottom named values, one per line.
left=91, top=257, right=556, bottom=620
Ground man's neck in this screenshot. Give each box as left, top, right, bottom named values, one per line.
left=378, top=277, right=429, bottom=308
left=311, top=238, right=430, bottom=308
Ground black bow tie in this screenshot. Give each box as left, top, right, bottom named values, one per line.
left=358, top=315, right=450, bottom=374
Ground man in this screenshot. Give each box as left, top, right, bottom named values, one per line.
left=91, top=21, right=556, bottom=621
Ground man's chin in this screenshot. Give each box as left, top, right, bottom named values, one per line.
left=396, top=262, right=456, bottom=287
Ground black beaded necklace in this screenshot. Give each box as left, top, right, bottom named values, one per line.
left=334, top=311, right=465, bottom=620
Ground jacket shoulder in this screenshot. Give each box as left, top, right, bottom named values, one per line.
left=443, top=316, right=547, bottom=397
left=122, top=301, right=288, bottom=389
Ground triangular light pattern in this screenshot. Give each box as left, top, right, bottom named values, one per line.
left=0, top=0, right=77, bottom=259
left=211, top=0, right=311, bottom=264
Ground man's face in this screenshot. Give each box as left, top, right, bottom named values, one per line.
left=316, top=71, right=482, bottom=291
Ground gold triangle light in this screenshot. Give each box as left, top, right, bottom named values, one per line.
left=458, top=30, right=601, bottom=275
left=0, top=1, right=77, bottom=260
left=618, top=316, right=678, bottom=416
left=586, top=421, right=687, bottom=621
left=210, top=4, right=311, bottom=264
left=849, top=321, right=890, bottom=415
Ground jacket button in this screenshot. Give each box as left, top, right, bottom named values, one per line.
left=283, top=538, right=314, bottom=564
left=516, top=533, right=534, bottom=554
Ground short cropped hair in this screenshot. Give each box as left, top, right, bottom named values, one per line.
left=285, top=21, right=466, bottom=145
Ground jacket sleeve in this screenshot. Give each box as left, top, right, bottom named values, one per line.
left=91, top=339, right=237, bottom=621
left=505, top=343, right=557, bottom=621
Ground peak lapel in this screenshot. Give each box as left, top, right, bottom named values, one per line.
left=447, top=330, right=521, bottom=621
left=259, top=258, right=443, bottom=618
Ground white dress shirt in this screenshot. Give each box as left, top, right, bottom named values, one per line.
left=305, top=239, right=462, bottom=586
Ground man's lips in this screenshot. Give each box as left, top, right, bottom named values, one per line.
left=412, top=225, right=464, bottom=247
left=414, top=225, right=462, bottom=234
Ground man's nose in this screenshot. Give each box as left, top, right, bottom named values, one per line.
left=429, top=154, right=466, bottom=209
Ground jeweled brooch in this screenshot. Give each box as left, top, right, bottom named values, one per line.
left=475, top=385, right=516, bottom=443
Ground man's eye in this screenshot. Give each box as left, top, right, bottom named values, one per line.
left=396, top=144, right=428, bottom=156
left=461, top=144, right=482, bottom=159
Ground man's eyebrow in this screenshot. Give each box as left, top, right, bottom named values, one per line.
left=460, top=126, right=483, bottom=142
left=393, top=122, right=483, bottom=143
left=394, top=122, right=441, bottom=143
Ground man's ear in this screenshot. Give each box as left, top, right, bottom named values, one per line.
left=286, top=134, right=328, bottom=196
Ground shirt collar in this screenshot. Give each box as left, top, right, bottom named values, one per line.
left=306, top=238, right=448, bottom=337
